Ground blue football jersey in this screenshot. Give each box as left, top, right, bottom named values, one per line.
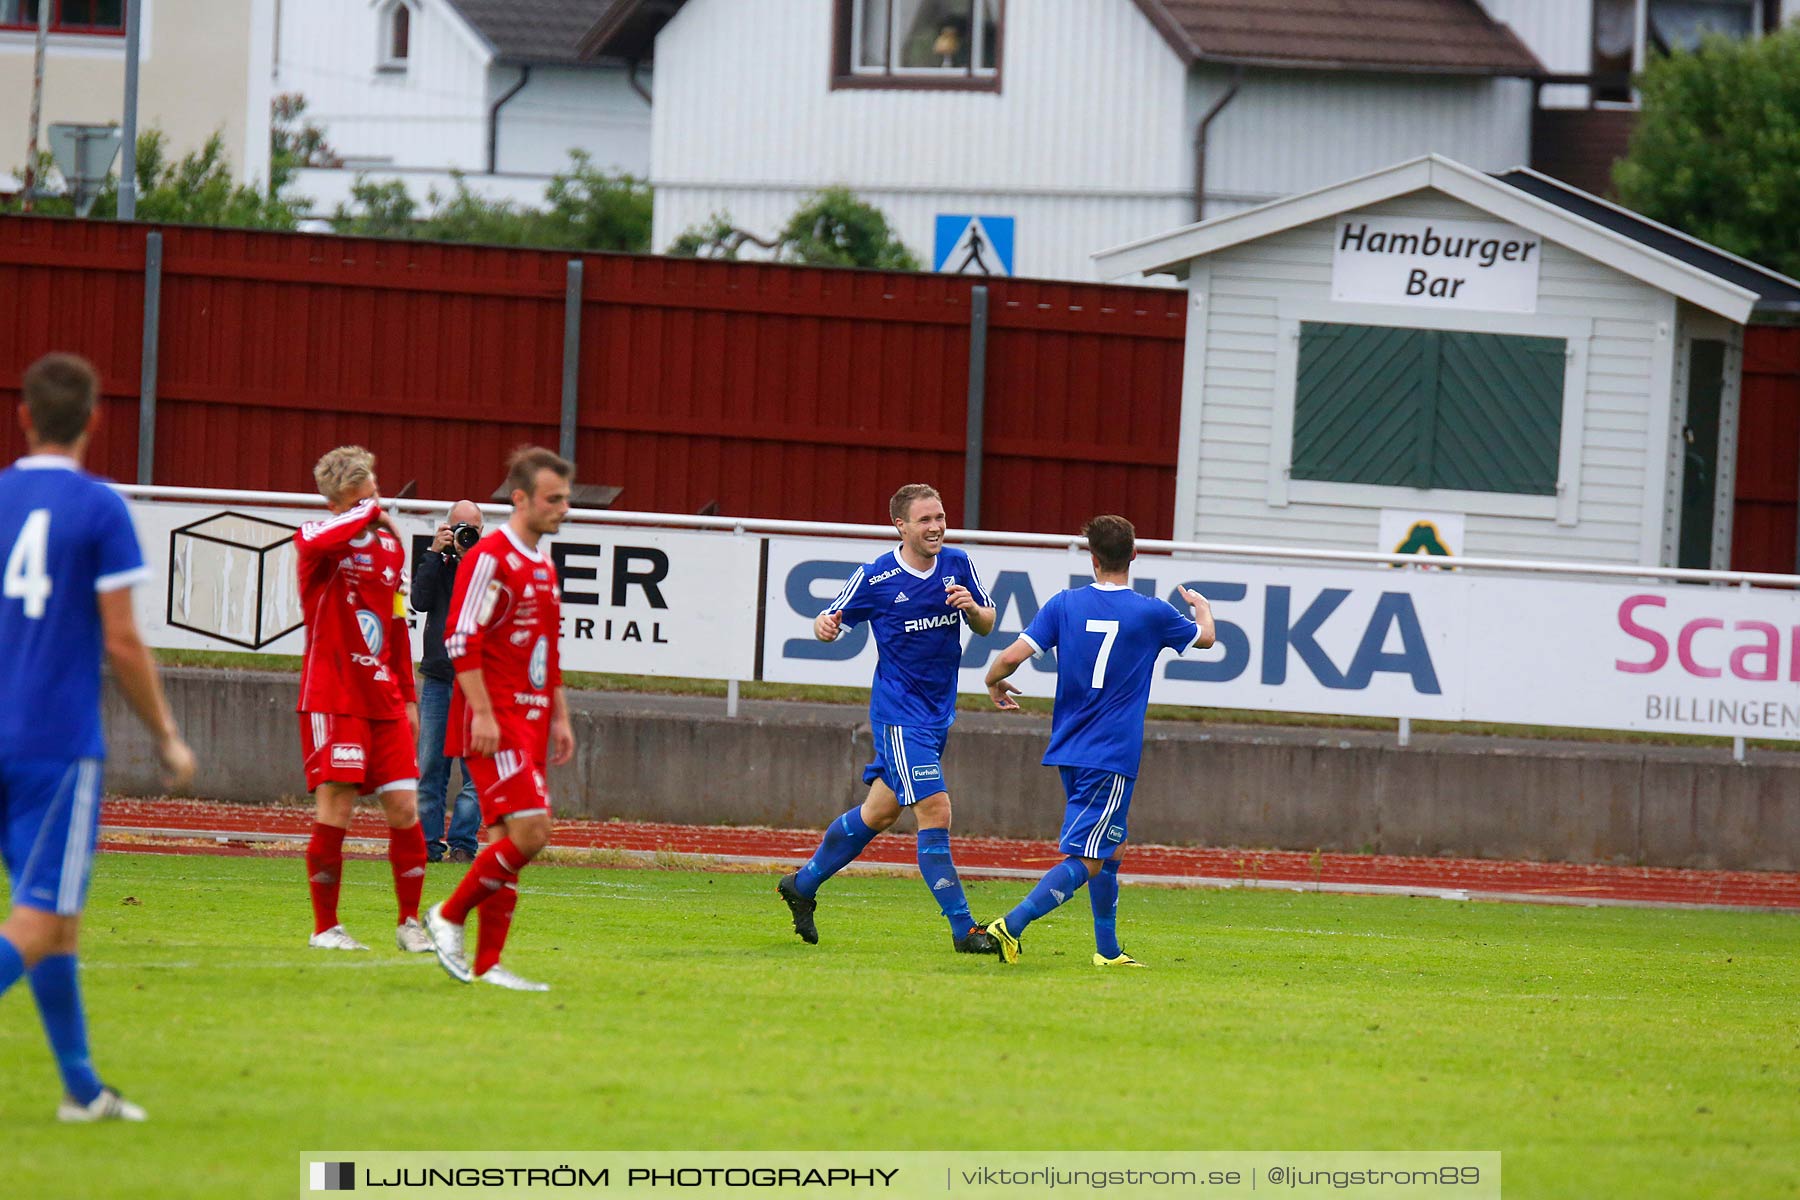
left=1021, top=583, right=1199, bottom=778
left=827, top=545, right=992, bottom=729
left=0, top=457, right=148, bottom=760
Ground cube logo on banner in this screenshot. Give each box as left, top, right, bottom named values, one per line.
left=310, top=1161, right=355, bottom=1191
left=934, top=214, right=1014, bottom=276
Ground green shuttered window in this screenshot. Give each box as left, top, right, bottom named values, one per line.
left=1292, top=322, right=1565, bottom=496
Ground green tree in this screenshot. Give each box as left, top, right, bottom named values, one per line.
left=669, top=188, right=921, bottom=270
left=6, top=129, right=300, bottom=228
left=269, top=93, right=339, bottom=197
left=328, top=153, right=653, bottom=252
left=1613, top=26, right=1800, bottom=279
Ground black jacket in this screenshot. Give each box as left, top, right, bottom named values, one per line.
left=411, top=548, right=466, bottom=683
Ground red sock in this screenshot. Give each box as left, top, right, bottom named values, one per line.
left=440, top=837, right=525, bottom=925
left=388, top=821, right=428, bottom=923
left=473, top=882, right=518, bottom=976
left=306, top=823, right=347, bottom=934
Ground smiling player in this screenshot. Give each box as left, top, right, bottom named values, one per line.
left=776, top=484, right=1001, bottom=955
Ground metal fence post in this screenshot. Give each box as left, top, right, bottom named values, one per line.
left=137, top=231, right=163, bottom=485
left=560, top=259, right=584, bottom=466
left=963, top=284, right=990, bottom=528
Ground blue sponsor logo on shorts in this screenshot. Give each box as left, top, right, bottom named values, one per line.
left=910, top=763, right=941, bottom=781
left=1106, top=824, right=1125, bottom=842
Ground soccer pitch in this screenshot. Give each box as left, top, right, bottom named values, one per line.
left=3, top=852, right=1796, bottom=1200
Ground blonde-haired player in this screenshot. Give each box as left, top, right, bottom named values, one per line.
left=293, top=446, right=431, bottom=953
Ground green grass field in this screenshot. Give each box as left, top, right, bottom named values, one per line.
left=4, top=852, right=1797, bottom=1200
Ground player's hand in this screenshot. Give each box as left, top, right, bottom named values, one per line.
left=1179, top=586, right=1210, bottom=617
left=550, top=717, right=575, bottom=766
left=375, top=509, right=403, bottom=539
left=945, top=583, right=976, bottom=613
left=470, top=711, right=500, bottom=758
left=430, top=524, right=453, bottom=553
left=404, top=702, right=420, bottom=741
left=156, top=733, right=196, bottom=791
left=988, top=680, right=1022, bottom=711
left=814, top=610, right=843, bottom=642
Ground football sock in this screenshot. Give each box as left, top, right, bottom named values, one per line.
left=0, top=934, right=24, bottom=997
left=1005, top=857, right=1092, bottom=937
left=1089, top=858, right=1123, bottom=959
left=306, top=822, right=347, bottom=934
left=794, top=808, right=877, bottom=898
left=916, top=828, right=974, bottom=939
left=27, top=955, right=102, bottom=1106
left=473, top=882, right=519, bottom=976
left=388, top=821, right=428, bottom=923
left=441, top=836, right=525, bottom=925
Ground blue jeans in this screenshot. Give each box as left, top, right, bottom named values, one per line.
left=416, top=675, right=479, bottom=859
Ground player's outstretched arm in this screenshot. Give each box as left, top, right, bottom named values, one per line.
left=99, top=589, right=196, bottom=790
left=1178, top=586, right=1216, bottom=650
left=295, top=496, right=380, bottom=555
left=983, top=637, right=1033, bottom=710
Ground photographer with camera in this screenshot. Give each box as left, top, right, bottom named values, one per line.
left=411, top=501, right=485, bottom=863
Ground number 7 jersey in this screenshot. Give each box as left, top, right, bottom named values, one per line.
left=1020, top=583, right=1200, bottom=779
left=0, top=456, right=149, bottom=760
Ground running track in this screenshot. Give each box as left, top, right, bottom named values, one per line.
left=99, top=798, right=1800, bottom=912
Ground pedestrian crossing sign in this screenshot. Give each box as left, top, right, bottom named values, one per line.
left=934, top=214, right=1015, bottom=276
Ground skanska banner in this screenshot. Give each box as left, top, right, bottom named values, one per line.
left=125, top=498, right=758, bottom=682
left=762, top=537, right=1800, bottom=741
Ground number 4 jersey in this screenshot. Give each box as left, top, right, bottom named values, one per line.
left=0, top=456, right=149, bottom=761
left=1020, top=583, right=1200, bottom=779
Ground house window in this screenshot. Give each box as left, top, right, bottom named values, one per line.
left=0, top=0, right=125, bottom=35
left=1291, top=323, right=1566, bottom=496
left=1592, top=0, right=1766, bottom=102
left=378, top=0, right=410, bottom=72
left=835, top=0, right=1002, bottom=90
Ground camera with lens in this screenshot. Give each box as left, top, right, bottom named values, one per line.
left=449, top=523, right=481, bottom=554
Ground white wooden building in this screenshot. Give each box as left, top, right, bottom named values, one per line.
left=276, top=0, right=651, bottom=214
left=1094, top=155, right=1800, bottom=568
left=583, top=0, right=1545, bottom=280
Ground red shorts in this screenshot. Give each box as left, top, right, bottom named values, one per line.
left=299, top=712, right=420, bottom=795
left=466, top=749, right=551, bottom=826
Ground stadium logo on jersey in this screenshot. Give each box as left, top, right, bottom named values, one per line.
left=529, top=636, right=548, bottom=689
left=903, top=612, right=961, bottom=634
left=870, top=567, right=902, bottom=585
left=910, top=763, right=941, bottom=782
left=355, top=609, right=384, bottom=655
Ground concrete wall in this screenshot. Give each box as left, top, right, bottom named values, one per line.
left=104, top=669, right=1800, bottom=873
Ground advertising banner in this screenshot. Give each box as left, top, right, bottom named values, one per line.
left=761, top=536, right=1800, bottom=740
left=127, top=498, right=759, bottom=681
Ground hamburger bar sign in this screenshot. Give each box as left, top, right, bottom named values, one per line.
left=1332, top=214, right=1541, bottom=313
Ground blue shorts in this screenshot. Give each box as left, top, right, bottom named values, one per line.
left=1058, top=766, right=1135, bottom=860
left=1, top=757, right=104, bottom=916
left=864, top=722, right=949, bottom=806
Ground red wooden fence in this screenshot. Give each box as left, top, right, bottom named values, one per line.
left=0, top=216, right=1186, bottom=537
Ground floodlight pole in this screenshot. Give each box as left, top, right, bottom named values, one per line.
left=22, top=0, right=50, bottom=213
left=120, top=0, right=144, bottom=219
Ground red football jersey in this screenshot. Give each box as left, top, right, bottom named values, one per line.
left=444, top=524, right=562, bottom=762
left=294, top=498, right=416, bottom=719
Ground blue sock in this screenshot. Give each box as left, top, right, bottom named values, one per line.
left=916, top=829, right=974, bottom=940
left=1005, top=858, right=1092, bottom=937
left=0, top=934, right=24, bottom=998
left=28, top=954, right=103, bottom=1105
left=1089, top=859, right=1123, bottom=958
left=794, top=808, right=878, bottom=898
